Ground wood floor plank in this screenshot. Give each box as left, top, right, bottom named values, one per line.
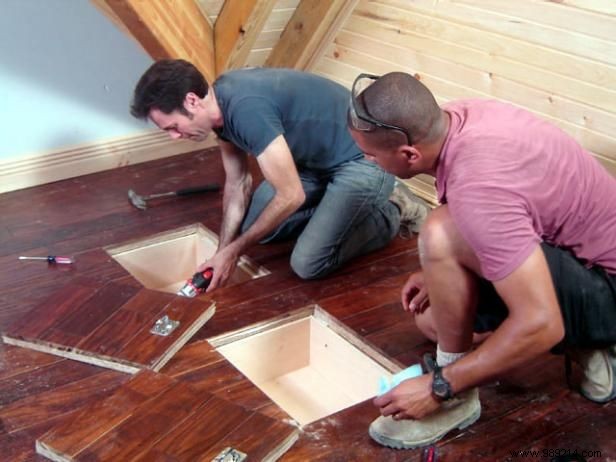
left=75, top=382, right=211, bottom=461
left=75, top=288, right=177, bottom=358
left=5, top=279, right=100, bottom=340
left=133, top=395, right=255, bottom=462
left=193, top=412, right=299, bottom=462
left=74, top=308, right=150, bottom=359
left=38, top=371, right=175, bottom=460
left=114, top=288, right=177, bottom=316
left=254, top=402, right=294, bottom=422
left=158, top=340, right=224, bottom=376
left=172, top=360, right=246, bottom=395
left=366, top=319, right=427, bottom=359
left=0, top=370, right=127, bottom=433
left=317, top=273, right=408, bottom=321
left=281, top=399, right=419, bottom=462
left=50, top=282, right=141, bottom=340
left=0, top=359, right=102, bottom=407
left=0, top=149, right=225, bottom=258
left=115, top=297, right=214, bottom=368
left=38, top=371, right=298, bottom=462
left=218, top=377, right=277, bottom=412
left=342, top=301, right=412, bottom=337
left=161, top=342, right=278, bottom=412
left=0, top=412, right=76, bottom=462
left=0, top=344, right=62, bottom=381
left=516, top=402, right=615, bottom=461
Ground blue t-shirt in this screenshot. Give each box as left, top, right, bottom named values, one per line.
left=213, top=68, right=363, bottom=170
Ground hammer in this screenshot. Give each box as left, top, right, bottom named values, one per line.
left=128, top=184, right=220, bottom=210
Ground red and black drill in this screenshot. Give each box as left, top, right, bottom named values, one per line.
left=177, top=268, right=213, bottom=298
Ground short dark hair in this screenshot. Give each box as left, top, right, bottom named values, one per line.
left=361, top=72, right=442, bottom=147
left=130, top=59, right=209, bottom=120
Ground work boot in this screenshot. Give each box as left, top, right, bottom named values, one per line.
left=369, top=388, right=481, bottom=449
left=389, top=181, right=430, bottom=239
left=573, top=345, right=616, bottom=403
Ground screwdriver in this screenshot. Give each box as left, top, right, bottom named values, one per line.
left=19, top=255, right=74, bottom=265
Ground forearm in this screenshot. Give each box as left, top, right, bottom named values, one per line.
left=218, top=174, right=252, bottom=248
left=443, top=314, right=563, bottom=394
left=226, top=191, right=303, bottom=256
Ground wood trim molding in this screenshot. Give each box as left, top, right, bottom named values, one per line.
left=266, top=0, right=359, bottom=70
left=214, top=0, right=277, bottom=75
left=96, top=0, right=215, bottom=82
left=403, top=178, right=439, bottom=207
left=0, top=131, right=216, bottom=194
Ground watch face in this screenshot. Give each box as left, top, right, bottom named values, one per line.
left=432, top=368, right=452, bottom=399
left=433, top=380, right=450, bottom=397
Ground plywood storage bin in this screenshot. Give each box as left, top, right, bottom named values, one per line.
left=210, top=305, right=400, bottom=426
left=106, top=223, right=269, bottom=294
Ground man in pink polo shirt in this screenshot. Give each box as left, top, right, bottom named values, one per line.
left=348, top=72, right=616, bottom=449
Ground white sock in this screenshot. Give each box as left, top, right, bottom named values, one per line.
left=437, top=344, right=468, bottom=367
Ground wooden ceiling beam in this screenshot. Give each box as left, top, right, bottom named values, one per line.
left=265, top=0, right=359, bottom=71
left=214, top=0, right=277, bottom=75
left=96, top=0, right=215, bottom=82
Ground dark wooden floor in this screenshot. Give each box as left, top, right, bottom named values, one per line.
left=1, top=148, right=613, bottom=461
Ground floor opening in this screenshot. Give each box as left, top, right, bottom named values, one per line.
left=210, top=305, right=400, bottom=425
left=106, top=223, right=269, bottom=294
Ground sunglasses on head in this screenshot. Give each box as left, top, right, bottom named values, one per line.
left=348, top=73, right=413, bottom=145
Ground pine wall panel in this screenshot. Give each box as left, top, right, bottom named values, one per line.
left=312, top=0, right=616, bottom=202
left=198, top=0, right=300, bottom=68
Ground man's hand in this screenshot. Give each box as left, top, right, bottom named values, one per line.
left=373, top=374, right=440, bottom=420
left=197, top=244, right=240, bottom=292
left=402, top=271, right=430, bottom=314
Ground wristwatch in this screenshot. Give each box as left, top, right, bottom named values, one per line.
left=431, top=364, right=454, bottom=401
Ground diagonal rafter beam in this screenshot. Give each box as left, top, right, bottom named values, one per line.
left=266, top=0, right=359, bottom=70
left=94, top=0, right=215, bottom=82
left=214, top=0, right=277, bottom=75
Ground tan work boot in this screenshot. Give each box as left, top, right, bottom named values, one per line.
left=369, top=388, right=481, bottom=449
left=575, top=346, right=616, bottom=403
left=389, top=181, right=430, bottom=239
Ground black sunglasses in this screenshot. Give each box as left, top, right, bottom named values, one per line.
left=349, top=73, right=412, bottom=145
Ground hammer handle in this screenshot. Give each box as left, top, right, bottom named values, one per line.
left=176, top=184, right=221, bottom=196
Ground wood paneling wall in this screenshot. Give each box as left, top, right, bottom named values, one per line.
left=199, top=0, right=299, bottom=68
left=313, top=0, right=616, bottom=202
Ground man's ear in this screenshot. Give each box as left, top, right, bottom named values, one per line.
left=183, top=92, right=201, bottom=111
left=398, top=145, right=421, bottom=164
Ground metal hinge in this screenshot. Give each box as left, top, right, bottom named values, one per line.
left=150, top=315, right=179, bottom=336
left=212, top=447, right=247, bottom=462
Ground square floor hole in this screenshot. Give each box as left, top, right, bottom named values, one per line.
left=209, top=305, right=400, bottom=426
left=105, top=223, right=269, bottom=294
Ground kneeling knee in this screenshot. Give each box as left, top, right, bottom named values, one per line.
left=418, top=206, right=459, bottom=263
left=290, top=250, right=328, bottom=280
left=415, top=311, right=438, bottom=343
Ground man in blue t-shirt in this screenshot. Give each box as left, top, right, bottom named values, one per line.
left=131, top=60, right=428, bottom=291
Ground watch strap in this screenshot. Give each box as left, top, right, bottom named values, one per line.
left=432, top=364, right=454, bottom=401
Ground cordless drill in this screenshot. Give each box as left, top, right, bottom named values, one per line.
left=177, top=268, right=213, bottom=298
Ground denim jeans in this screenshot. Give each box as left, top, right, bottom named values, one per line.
left=241, top=158, right=400, bottom=279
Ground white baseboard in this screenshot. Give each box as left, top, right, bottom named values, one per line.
left=0, top=130, right=216, bottom=194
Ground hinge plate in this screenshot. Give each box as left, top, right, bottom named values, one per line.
left=212, top=447, right=247, bottom=462
left=150, top=315, right=179, bottom=336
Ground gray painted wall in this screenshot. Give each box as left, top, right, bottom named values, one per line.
left=0, top=0, right=154, bottom=159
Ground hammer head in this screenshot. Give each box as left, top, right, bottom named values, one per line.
left=128, top=189, right=147, bottom=210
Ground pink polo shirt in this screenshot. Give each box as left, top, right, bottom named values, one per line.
left=436, top=99, right=616, bottom=280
